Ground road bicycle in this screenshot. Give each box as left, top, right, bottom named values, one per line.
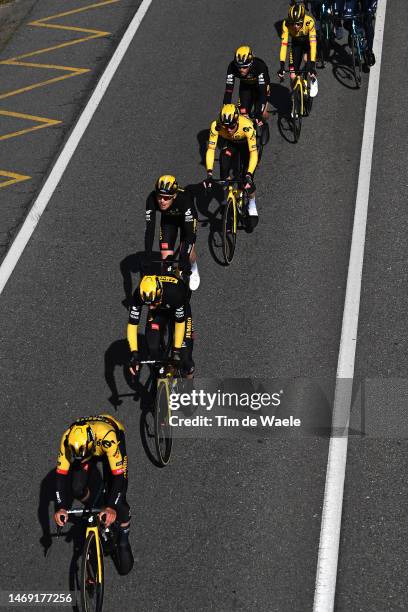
left=347, top=14, right=366, bottom=88
left=212, top=178, right=249, bottom=265
left=58, top=504, right=115, bottom=612
left=140, top=358, right=182, bottom=466
left=280, top=67, right=315, bottom=143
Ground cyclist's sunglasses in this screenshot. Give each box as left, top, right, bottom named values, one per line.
left=156, top=193, right=174, bottom=200
left=292, top=20, right=303, bottom=26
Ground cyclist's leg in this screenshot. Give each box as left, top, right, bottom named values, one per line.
left=290, top=44, right=303, bottom=85
left=106, top=438, right=133, bottom=576
left=146, top=309, right=168, bottom=360
left=71, top=460, right=95, bottom=504
left=289, top=46, right=298, bottom=88
left=251, top=86, right=265, bottom=122
left=241, top=144, right=258, bottom=230
left=238, top=83, right=253, bottom=117
left=180, top=220, right=199, bottom=290
left=159, top=217, right=178, bottom=266
left=219, top=139, right=237, bottom=204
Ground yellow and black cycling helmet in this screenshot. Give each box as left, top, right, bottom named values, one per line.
left=218, top=104, right=240, bottom=128
left=234, top=45, right=254, bottom=68
left=139, top=275, right=163, bottom=304
left=288, top=2, right=305, bottom=23
left=66, top=422, right=96, bottom=461
left=155, top=175, right=178, bottom=196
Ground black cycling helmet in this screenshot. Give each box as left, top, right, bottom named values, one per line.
left=288, top=2, right=305, bottom=23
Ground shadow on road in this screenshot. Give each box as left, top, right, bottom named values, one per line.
left=104, top=336, right=168, bottom=467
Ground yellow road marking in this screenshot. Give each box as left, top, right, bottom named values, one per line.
left=0, top=110, right=61, bottom=141
left=0, top=170, right=31, bottom=189
left=0, top=0, right=119, bottom=100
left=1, top=0, right=120, bottom=188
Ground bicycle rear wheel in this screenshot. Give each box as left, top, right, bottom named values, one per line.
left=351, top=34, right=362, bottom=88
left=154, top=378, right=173, bottom=466
left=81, top=531, right=104, bottom=612
left=290, top=86, right=302, bottom=143
left=221, top=197, right=236, bottom=265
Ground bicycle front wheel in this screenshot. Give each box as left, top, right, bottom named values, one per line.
left=154, top=378, right=173, bottom=466
left=290, top=86, right=302, bottom=143
left=81, top=531, right=104, bottom=612
left=222, top=197, right=237, bottom=265
left=351, top=34, right=362, bottom=88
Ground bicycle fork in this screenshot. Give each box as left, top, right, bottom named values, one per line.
left=86, top=525, right=103, bottom=583
left=227, top=186, right=238, bottom=233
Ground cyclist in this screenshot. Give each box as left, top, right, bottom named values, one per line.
left=223, top=45, right=270, bottom=122
left=204, top=103, right=259, bottom=231
left=145, top=175, right=200, bottom=291
left=128, top=274, right=195, bottom=378
left=54, top=414, right=134, bottom=576
left=333, top=1, right=376, bottom=66
left=278, top=2, right=318, bottom=96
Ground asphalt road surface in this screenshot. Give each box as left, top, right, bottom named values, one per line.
left=0, top=1, right=405, bottom=611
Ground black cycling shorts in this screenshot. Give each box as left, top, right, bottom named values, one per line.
left=159, top=217, right=196, bottom=252
left=238, top=83, right=269, bottom=117
left=289, top=41, right=310, bottom=72
left=71, top=456, right=130, bottom=524
left=219, top=140, right=251, bottom=180
left=145, top=304, right=195, bottom=375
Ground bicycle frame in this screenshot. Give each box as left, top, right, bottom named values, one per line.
left=348, top=14, right=364, bottom=87
left=350, top=17, right=363, bottom=58
left=292, top=75, right=306, bottom=117
left=226, top=185, right=240, bottom=235
left=288, top=67, right=310, bottom=117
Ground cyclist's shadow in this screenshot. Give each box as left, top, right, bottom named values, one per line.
left=104, top=335, right=151, bottom=409
left=330, top=39, right=367, bottom=88
left=195, top=130, right=228, bottom=265
left=187, top=180, right=226, bottom=267
left=104, top=334, right=166, bottom=467
left=119, top=250, right=148, bottom=309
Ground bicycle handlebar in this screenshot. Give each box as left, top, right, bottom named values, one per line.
left=211, top=178, right=246, bottom=187
left=65, top=507, right=104, bottom=517
left=139, top=358, right=181, bottom=366
left=280, top=67, right=314, bottom=74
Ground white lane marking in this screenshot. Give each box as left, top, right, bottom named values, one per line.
left=0, top=0, right=153, bottom=295
left=313, top=3, right=388, bottom=611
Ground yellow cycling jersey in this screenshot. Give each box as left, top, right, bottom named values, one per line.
left=57, top=414, right=127, bottom=476
left=206, top=115, right=258, bottom=175
left=280, top=16, right=317, bottom=63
